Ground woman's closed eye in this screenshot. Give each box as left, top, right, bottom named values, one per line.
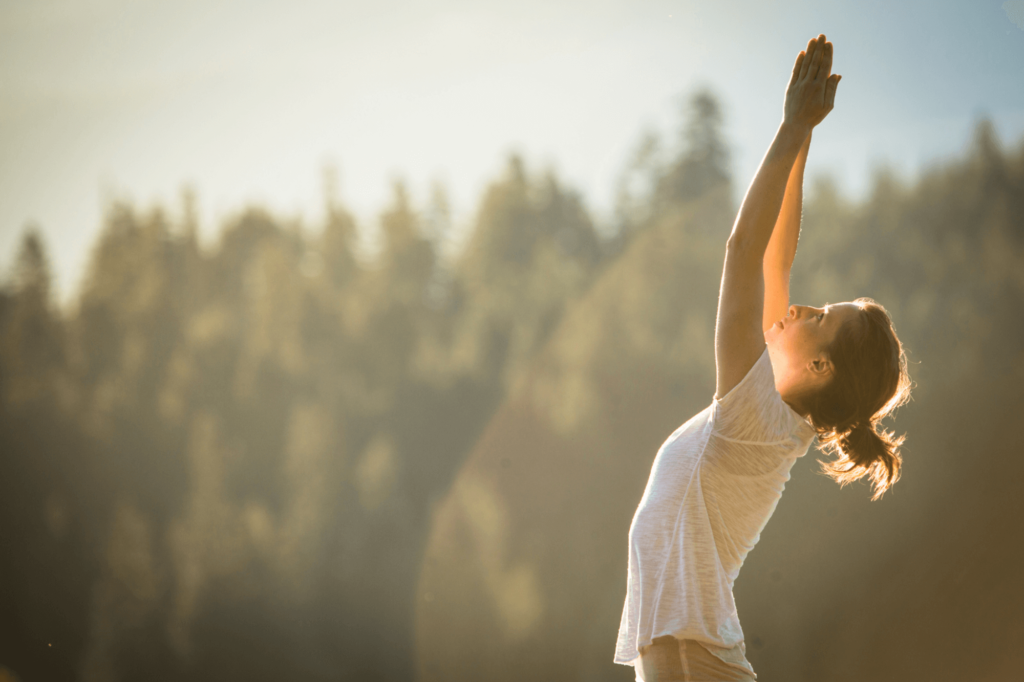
left=816, top=312, right=825, bottom=322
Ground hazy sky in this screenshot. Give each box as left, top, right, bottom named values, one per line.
left=2, top=0, right=1023, bottom=303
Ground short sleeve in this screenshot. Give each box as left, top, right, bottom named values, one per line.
left=712, top=347, right=811, bottom=446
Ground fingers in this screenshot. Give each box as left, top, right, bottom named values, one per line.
left=799, top=37, right=817, bottom=79
left=790, top=51, right=805, bottom=85
left=818, top=41, right=833, bottom=82
left=825, top=73, right=841, bottom=110
left=799, top=34, right=828, bottom=81
left=809, top=35, right=826, bottom=79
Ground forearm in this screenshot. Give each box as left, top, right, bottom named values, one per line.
left=765, top=131, right=810, bottom=274
left=727, top=121, right=810, bottom=260
left=762, top=131, right=811, bottom=329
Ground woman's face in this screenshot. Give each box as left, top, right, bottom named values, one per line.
left=765, top=302, right=861, bottom=405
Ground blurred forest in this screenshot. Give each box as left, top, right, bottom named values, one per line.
left=2, top=91, right=1023, bottom=682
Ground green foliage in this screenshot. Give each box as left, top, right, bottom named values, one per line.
left=1, top=227, right=64, bottom=408
left=450, top=156, right=602, bottom=388
left=614, top=89, right=733, bottom=244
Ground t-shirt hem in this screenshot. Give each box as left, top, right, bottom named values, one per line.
left=613, top=639, right=757, bottom=680
left=696, top=640, right=757, bottom=679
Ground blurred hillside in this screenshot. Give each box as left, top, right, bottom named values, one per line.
left=2, top=92, right=1023, bottom=682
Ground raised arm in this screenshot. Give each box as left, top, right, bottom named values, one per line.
left=762, top=131, right=812, bottom=332
left=714, top=35, right=840, bottom=399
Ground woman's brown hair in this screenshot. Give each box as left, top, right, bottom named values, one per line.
left=806, top=298, right=912, bottom=500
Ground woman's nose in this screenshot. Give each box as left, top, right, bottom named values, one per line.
left=788, top=305, right=798, bottom=319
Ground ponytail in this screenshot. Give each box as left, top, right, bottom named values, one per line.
left=806, top=299, right=911, bottom=500
left=817, top=421, right=904, bottom=501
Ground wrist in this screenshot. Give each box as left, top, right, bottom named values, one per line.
left=768, top=121, right=810, bottom=161
left=779, top=119, right=812, bottom=141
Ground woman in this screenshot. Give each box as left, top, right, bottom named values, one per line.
left=614, top=35, right=911, bottom=681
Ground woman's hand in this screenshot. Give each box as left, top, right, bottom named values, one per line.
left=784, top=34, right=841, bottom=132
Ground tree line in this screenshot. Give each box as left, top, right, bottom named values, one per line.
left=2, top=91, right=1022, bottom=681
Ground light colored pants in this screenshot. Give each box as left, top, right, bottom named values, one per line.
left=637, top=636, right=756, bottom=682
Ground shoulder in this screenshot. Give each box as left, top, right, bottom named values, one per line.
left=713, top=347, right=775, bottom=407
left=713, top=348, right=814, bottom=445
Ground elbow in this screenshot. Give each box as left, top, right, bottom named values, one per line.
left=725, top=232, right=766, bottom=271
left=726, top=232, right=753, bottom=255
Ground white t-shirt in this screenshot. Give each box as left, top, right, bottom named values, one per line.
left=614, top=347, right=817, bottom=679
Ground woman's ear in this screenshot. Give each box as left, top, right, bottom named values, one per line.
left=808, top=354, right=833, bottom=378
